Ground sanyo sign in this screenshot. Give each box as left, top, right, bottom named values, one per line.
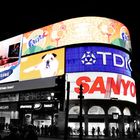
left=66, top=72, right=136, bottom=104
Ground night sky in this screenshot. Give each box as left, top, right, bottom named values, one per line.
left=0, top=1, right=140, bottom=105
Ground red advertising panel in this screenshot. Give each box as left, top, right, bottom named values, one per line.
left=0, top=34, right=22, bottom=83
left=66, top=72, right=136, bottom=104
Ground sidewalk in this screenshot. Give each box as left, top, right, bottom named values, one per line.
left=2, top=130, right=140, bottom=140
left=39, top=135, right=140, bottom=140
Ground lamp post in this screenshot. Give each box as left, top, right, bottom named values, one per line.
left=52, top=92, right=55, bottom=126
left=47, top=93, right=55, bottom=126
left=78, top=84, right=84, bottom=140
left=64, top=81, right=70, bottom=140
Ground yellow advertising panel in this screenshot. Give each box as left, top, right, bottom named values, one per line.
left=22, top=16, right=131, bottom=56
left=20, top=48, right=64, bottom=81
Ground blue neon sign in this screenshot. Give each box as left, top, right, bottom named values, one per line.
left=66, top=46, right=132, bottom=77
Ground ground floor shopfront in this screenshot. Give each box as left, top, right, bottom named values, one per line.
left=0, top=102, right=19, bottom=131
left=0, top=86, right=64, bottom=132
left=0, top=101, right=60, bottom=137
left=68, top=115, right=135, bottom=136
left=0, top=75, right=65, bottom=132
left=19, top=101, right=59, bottom=127
left=67, top=99, right=137, bottom=136
left=0, top=92, right=138, bottom=137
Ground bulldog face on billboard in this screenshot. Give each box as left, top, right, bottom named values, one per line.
left=20, top=48, right=64, bottom=81
left=23, top=53, right=59, bottom=78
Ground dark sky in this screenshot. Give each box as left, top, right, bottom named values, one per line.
left=0, top=1, right=140, bottom=104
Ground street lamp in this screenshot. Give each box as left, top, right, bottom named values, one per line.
left=47, top=96, right=51, bottom=101
left=51, top=92, right=55, bottom=99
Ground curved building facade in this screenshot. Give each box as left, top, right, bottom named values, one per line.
left=0, top=16, right=137, bottom=137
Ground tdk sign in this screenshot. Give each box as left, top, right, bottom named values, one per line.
left=66, top=46, right=132, bottom=77
left=81, top=51, right=131, bottom=70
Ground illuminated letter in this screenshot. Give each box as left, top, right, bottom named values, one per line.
left=113, top=54, right=124, bottom=68
left=107, top=77, right=120, bottom=95
left=130, top=82, right=136, bottom=97
left=127, top=59, right=132, bottom=71
left=121, top=79, right=130, bottom=96
left=97, top=52, right=111, bottom=65
left=74, top=76, right=90, bottom=94
left=89, top=76, right=106, bottom=93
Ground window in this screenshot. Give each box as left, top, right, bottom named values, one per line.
left=69, top=106, right=85, bottom=114
left=88, top=106, right=105, bottom=115
left=108, top=106, right=121, bottom=115
left=123, top=107, right=131, bottom=116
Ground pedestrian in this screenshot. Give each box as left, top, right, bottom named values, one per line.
left=127, top=127, right=131, bottom=138
left=92, top=127, right=95, bottom=136
left=132, top=128, right=137, bottom=138
left=116, top=128, right=119, bottom=137
left=3, top=126, right=21, bottom=140
left=97, top=126, right=100, bottom=136
left=24, top=125, right=38, bottom=140
left=111, top=127, right=115, bottom=137
left=103, top=128, right=108, bottom=137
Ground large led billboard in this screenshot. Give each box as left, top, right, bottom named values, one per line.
left=66, top=72, right=136, bottom=104
left=20, top=48, right=64, bottom=81
left=22, top=16, right=131, bottom=56
left=0, top=34, right=22, bottom=83
left=66, top=46, right=132, bottom=77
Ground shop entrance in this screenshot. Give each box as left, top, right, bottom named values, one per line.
left=109, top=122, right=119, bottom=136
left=124, top=122, right=129, bottom=135
left=68, top=122, right=85, bottom=135
left=33, top=115, right=52, bottom=128
left=88, top=122, right=105, bottom=136
left=33, top=118, right=51, bottom=128
left=109, top=122, right=118, bottom=129
left=33, top=115, right=52, bottom=136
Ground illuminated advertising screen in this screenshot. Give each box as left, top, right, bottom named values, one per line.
left=66, top=46, right=132, bottom=77
left=22, top=16, right=131, bottom=56
left=0, top=34, right=22, bottom=83
left=66, top=72, right=136, bottom=104
left=20, top=48, right=64, bottom=81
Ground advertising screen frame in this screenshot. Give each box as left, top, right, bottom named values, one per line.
left=22, top=16, right=131, bottom=56
left=66, top=45, right=132, bottom=77
left=66, top=72, right=136, bottom=104
left=20, top=48, right=65, bottom=81
left=0, top=34, right=23, bottom=83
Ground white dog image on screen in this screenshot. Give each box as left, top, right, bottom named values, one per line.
left=23, top=53, right=59, bottom=78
